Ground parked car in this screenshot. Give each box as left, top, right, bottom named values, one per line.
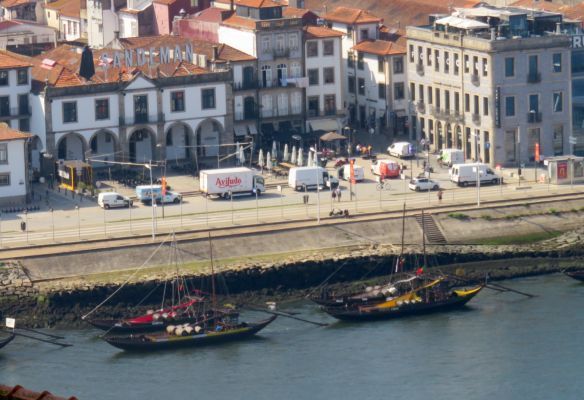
left=408, top=177, right=440, bottom=191
left=98, top=192, right=133, bottom=209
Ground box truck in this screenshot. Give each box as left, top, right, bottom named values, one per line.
left=437, top=148, right=464, bottom=167
left=450, top=163, right=502, bottom=187
left=288, top=166, right=339, bottom=191
left=136, top=185, right=182, bottom=204
left=200, top=167, right=265, bottom=198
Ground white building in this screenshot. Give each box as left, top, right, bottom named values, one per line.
left=0, top=20, right=57, bottom=56
left=28, top=43, right=233, bottom=175
left=86, top=0, right=120, bottom=49
left=0, top=49, right=32, bottom=132
left=407, top=6, right=572, bottom=166
left=0, top=123, right=31, bottom=206
left=303, top=25, right=344, bottom=134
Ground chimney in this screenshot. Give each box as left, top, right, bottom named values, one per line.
left=490, top=28, right=496, bottom=40
left=556, top=22, right=562, bottom=35
left=179, top=8, right=186, bottom=19
left=230, top=0, right=234, bottom=11
left=212, top=45, right=219, bottom=61
left=79, top=46, right=95, bottom=81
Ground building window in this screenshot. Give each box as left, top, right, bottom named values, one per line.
left=464, top=55, right=469, bottom=73
left=357, top=52, right=364, bottom=70
left=0, top=71, right=7, bottom=86
left=0, top=173, right=9, bottom=186
left=360, top=29, right=368, bottom=40
left=202, top=88, right=216, bottom=109
left=134, top=95, right=148, bottom=122
left=171, top=91, right=185, bottom=112
left=426, top=48, right=432, bottom=66
left=427, top=86, right=433, bottom=104
left=482, top=58, right=488, bottom=77
left=529, top=94, right=539, bottom=113
left=378, top=56, right=384, bottom=73
left=409, top=45, right=414, bottom=63
left=17, top=69, right=28, bottom=85
left=553, top=53, right=562, bottom=73
left=348, top=76, right=355, bottom=94
left=505, top=96, right=515, bottom=117
left=262, top=36, right=270, bottom=52
left=444, top=52, right=449, bottom=74
left=465, top=93, right=470, bottom=112
left=0, top=143, right=7, bottom=163
left=529, top=55, right=538, bottom=76
left=95, top=98, right=110, bottom=120
left=454, top=92, right=460, bottom=112
left=483, top=97, right=489, bottom=116
left=473, top=95, right=479, bottom=114
left=306, top=42, right=318, bottom=57
left=289, top=34, right=299, bottom=51
left=307, top=96, right=319, bottom=117
left=347, top=52, right=355, bottom=68
left=308, top=68, right=319, bottom=85
left=63, top=101, right=77, bottom=123
left=394, top=82, right=404, bottom=100
left=378, top=83, right=386, bottom=99
left=553, top=125, right=564, bottom=155
left=444, top=90, right=450, bottom=110
left=454, top=53, right=459, bottom=75
left=19, top=118, right=29, bottom=132
left=0, top=96, right=9, bottom=117
left=410, top=83, right=416, bottom=102
left=323, top=67, right=334, bottom=84
left=323, top=40, right=334, bottom=56
left=324, top=95, right=336, bottom=116
left=419, top=84, right=424, bottom=102
left=347, top=26, right=353, bottom=39
left=393, top=56, right=403, bottom=74
left=553, top=92, right=563, bottom=112
left=434, top=49, right=439, bottom=71
left=358, top=78, right=365, bottom=95
left=505, top=57, right=514, bottom=77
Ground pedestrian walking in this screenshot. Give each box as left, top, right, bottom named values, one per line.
left=437, top=189, right=443, bottom=202
left=335, top=187, right=342, bottom=202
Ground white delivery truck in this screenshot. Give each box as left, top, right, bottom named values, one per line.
left=200, top=167, right=265, bottom=199
left=388, top=142, right=415, bottom=159
left=338, top=164, right=365, bottom=182
left=289, top=166, right=339, bottom=191
left=450, top=163, right=502, bottom=187
left=437, top=148, right=464, bottom=167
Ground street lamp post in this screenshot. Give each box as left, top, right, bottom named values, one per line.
left=179, top=197, right=183, bottom=227
left=24, top=209, right=28, bottom=244
left=474, top=133, right=481, bottom=208
left=129, top=203, right=133, bottom=234
left=75, top=205, right=80, bottom=239
left=230, top=190, right=234, bottom=225
left=145, top=161, right=156, bottom=239
left=103, top=206, right=107, bottom=237
left=50, top=208, right=54, bottom=242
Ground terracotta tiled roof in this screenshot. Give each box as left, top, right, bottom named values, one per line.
left=283, top=6, right=315, bottom=18
left=564, top=3, right=584, bottom=21
left=236, top=0, right=282, bottom=8
left=352, top=39, right=405, bottom=56
left=322, top=6, right=382, bottom=25
left=193, top=7, right=226, bottom=22
left=119, top=7, right=142, bottom=14
left=0, top=0, right=34, bottom=8
left=222, top=14, right=257, bottom=29
left=31, top=44, right=212, bottom=89
left=0, top=123, right=31, bottom=141
left=511, top=0, right=565, bottom=13
left=0, top=49, right=32, bottom=69
left=44, top=0, right=80, bottom=19
left=118, top=35, right=256, bottom=62
left=309, top=0, right=482, bottom=27
left=304, top=25, right=343, bottom=39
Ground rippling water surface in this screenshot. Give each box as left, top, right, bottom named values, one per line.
left=1, top=274, right=583, bottom=399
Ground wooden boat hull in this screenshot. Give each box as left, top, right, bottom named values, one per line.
left=103, top=316, right=277, bottom=352
left=0, top=333, right=15, bottom=350
left=565, top=270, right=584, bottom=282
left=322, top=287, right=483, bottom=322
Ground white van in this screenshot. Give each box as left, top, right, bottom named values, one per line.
left=437, top=149, right=464, bottom=167
left=98, top=192, right=133, bottom=209
left=388, top=142, right=414, bottom=159
left=339, top=164, right=365, bottom=182
left=288, top=167, right=339, bottom=190
left=450, top=163, right=502, bottom=187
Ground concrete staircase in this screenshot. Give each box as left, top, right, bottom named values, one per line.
left=415, top=213, right=447, bottom=244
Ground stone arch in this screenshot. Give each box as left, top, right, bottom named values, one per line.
left=128, top=127, right=156, bottom=163
left=455, top=126, right=463, bottom=150
left=165, top=122, right=195, bottom=164
left=89, top=129, right=119, bottom=162
left=56, top=132, right=87, bottom=161
left=196, top=118, right=224, bottom=158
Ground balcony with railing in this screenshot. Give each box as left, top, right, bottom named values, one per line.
left=416, top=101, right=425, bottom=113
left=273, top=47, right=291, bottom=59
left=527, top=72, right=541, bottom=84
left=449, top=110, right=465, bottom=124
left=0, top=106, right=32, bottom=119
left=234, top=80, right=259, bottom=91
left=527, top=111, right=542, bottom=123
left=471, top=73, right=480, bottom=86
left=261, top=106, right=302, bottom=119
left=120, top=114, right=161, bottom=126
left=235, top=110, right=258, bottom=121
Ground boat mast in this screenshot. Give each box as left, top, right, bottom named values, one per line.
left=208, top=232, right=217, bottom=311
left=422, top=210, right=427, bottom=268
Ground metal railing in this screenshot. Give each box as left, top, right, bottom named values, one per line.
left=120, top=114, right=160, bottom=125
left=527, top=112, right=542, bottom=123
left=471, top=73, right=480, bottom=86
left=527, top=72, right=541, bottom=84
left=233, top=80, right=259, bottom=91
left=0, top=106, right=31, bottom=118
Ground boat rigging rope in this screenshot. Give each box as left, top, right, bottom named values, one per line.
left=81, top=233, right=172, bottom=320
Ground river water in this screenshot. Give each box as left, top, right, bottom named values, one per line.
left=1, top=274, right=583, bottom=400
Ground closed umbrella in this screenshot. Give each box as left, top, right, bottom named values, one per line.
left=272, top=141, right=278, bottom=160
left=235, top=142, right=240, bottom=164
left=307, top=152, right=313, bottom=168
left=239, top=146, right=246, bottom=165
left=266, top=151, right=272, bottom=171
left=297, top=149, right=304, bottom=166
left=258, top=149, right=264, bottom=171
left=283, top=144, right=289, bottom=162
left=291, top=146, right=297, bottom=164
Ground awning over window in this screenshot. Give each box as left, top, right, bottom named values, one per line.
left=307, top=119, right=340, bottom=133
left=234, top=125, right=248, bottom=137
left=248, top=124, right=258, bottom=135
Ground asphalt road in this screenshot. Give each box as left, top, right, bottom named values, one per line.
left=0, top=151, right=577, bottom=248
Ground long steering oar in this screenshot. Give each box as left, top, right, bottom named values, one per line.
left=486, top=282, right=536, bottom=298
left=244, top=306, right=328, bottom=327
left=16, top=327, right=66, bottom=340
left=11, top=331, right=72, bottom=347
